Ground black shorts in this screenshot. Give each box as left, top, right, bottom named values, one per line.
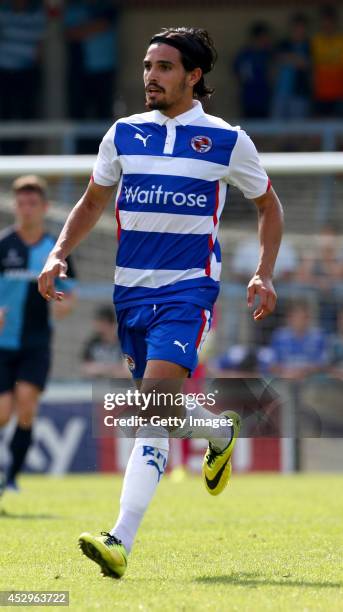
left=0, top=346, right=51, bottom=393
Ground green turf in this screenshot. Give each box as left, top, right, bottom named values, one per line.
left=0, top=473, right=342, bottom=611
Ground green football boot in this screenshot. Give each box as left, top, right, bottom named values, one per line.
left=79, top=532, right=128, bottom=579
left=202, top=410, right=241, bottom=496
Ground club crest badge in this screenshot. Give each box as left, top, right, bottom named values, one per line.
left=124, top=354, right=135, bottom=372
left=191, top=135, right=213, bottom=153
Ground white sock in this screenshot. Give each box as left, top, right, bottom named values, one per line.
left=174, top=400, right=233, bottom=452
left=111, top=427, right=169, bottom=552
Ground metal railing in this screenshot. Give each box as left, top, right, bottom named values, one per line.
left=1, top=119, right=343, bottom=154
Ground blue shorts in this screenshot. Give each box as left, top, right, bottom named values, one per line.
left=116, top=302, right=212, bottom=378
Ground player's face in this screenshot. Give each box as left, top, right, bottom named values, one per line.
left=143, top=44, right=197, bottom=112
left=15, top=190, right=47, bottom=228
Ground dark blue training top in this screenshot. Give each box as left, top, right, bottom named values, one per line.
left=0, top=227, right=76, bottom=350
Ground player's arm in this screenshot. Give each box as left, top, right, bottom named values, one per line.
left=226, top=130, right=284, bottom=321
left=248, top=187, right=284, bottom=321
left=38, top=180, right=116, bottom=301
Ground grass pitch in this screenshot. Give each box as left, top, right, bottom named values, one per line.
left=0, top=473, right=342, bottom=611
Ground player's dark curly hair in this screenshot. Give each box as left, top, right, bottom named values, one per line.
left=150, top=27, right=217, bottom=99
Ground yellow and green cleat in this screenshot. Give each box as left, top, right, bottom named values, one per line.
left=78, top=532, right=128, bottom=579
left=202, top=410, right=241, bottom=496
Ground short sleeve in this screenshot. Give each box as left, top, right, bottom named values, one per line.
left=226, top=130, right=269, bottom=200
left=92, top=123, right=121, bottom=186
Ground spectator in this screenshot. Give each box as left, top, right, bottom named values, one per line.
left=268, top=300, right=328, bottom=380
left=311, top=4, right=343, bottom=117
left=0, top=0, right=47, bottom=153
left=233, top=22, right=273, bottom=118
left=81, top=306, right=128, bottom=379
left=64, top=0, right=118, bottom=122
left=272, top=13, right=311, bottom=120
left=295, top=225, right=343, bottom=334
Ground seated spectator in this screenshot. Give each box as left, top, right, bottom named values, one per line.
left=272, top=13, right=311, bottom=120
left=233, top=22, right=273, bottom=118
left=0, top=0, right=47, bottom=153
left=81, top=306, right=128, bottom=379
left=268, top=299, right=328, bottom=380
left=311, top=4, right=343, bottom=117
left=295, top=225, right=343, bottom=334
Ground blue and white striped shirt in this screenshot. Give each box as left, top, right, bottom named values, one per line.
left=93, top=101, right=269, bottom=311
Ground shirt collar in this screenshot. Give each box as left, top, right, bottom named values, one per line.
left=152, top=99, right=204, bottom=126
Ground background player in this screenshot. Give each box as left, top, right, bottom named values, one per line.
left=38, top=28, right=283, bottom=578
left=0, top=175, right=76, bottom=493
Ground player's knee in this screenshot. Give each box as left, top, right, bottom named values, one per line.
left=16, top=400, right=38, bottom=427
left=17, top=407, right=36, bottom=427
left=15, top=383, right=40, bottom=426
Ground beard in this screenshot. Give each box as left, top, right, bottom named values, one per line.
left=145, top=96, right=169, bottom=111
left=145, top=77, right=187, bottom=111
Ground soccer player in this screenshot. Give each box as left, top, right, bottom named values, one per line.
left=0, top=175, right=76, bottom=493
left=38, top=28, right=283, bottom=578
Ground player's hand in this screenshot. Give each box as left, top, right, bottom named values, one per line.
left=247, top=274, right=277, bottom=321
left=38, top=254, right=68, bottom=301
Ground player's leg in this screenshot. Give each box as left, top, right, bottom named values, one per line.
left=144, top=303, right=236, bottom=446
left=79, top=304, right=238, bottom=577
left=0, top=349, right=16, bottom=427
left=79, top=356, right=188, bottom=578
left=0, top=349, right=16, bottom=494
left=6, top=382, right=41, bottom=488
left=79, top=305, right=188, bottom=577
left=0, top=393, right=13, bottom=428
left=114, top=303, right=237, bottom=530
left=143, top=303, right=241, bottom=495
left=108, top=359, right=187, bottom=546
left=0, top=392, right=14, bottom=495
left=6, top=347, right=50, bottom=489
